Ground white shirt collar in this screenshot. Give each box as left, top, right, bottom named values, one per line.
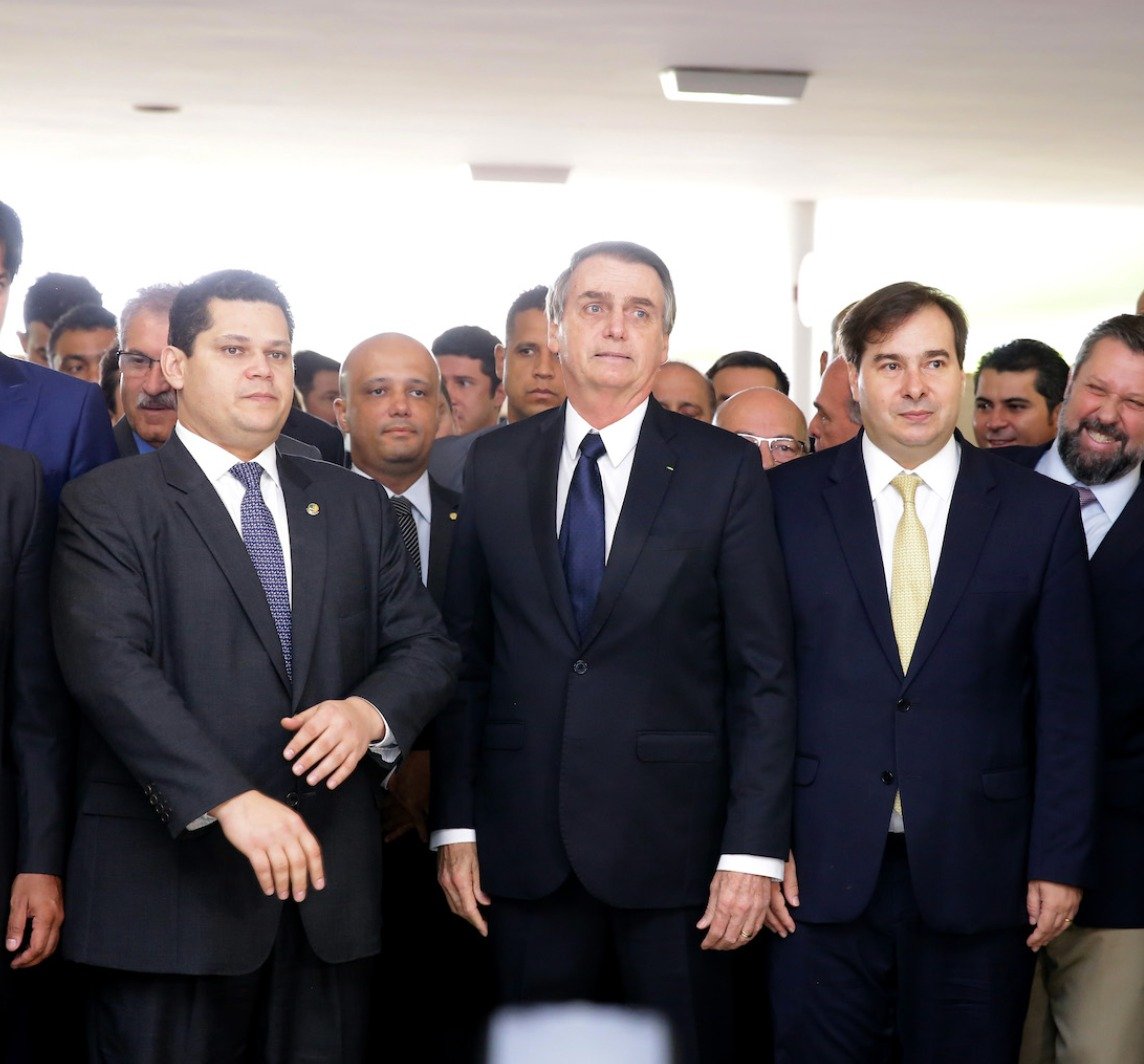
left=176, top=422, right=281, bottom=489
left=361, top=467, right=433, bottom=523
left=563, top=398, right=649, bottom=469
left=1037, top=440, right=1141, bottom=525
left=861, top=432, right=961, bottom=501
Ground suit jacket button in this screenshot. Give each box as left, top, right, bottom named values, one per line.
left=572, top=660, right=588, bottom=675
left=286, top=792, right=299, bottom=808
left=896, top=698, right=911, bottom=712
left=881, top=770, right=895, bottom=785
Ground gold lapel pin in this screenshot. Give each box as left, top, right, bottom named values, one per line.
left=306, top=503, right=320, bottom=516
left=449, top=511, right=458, bottom=521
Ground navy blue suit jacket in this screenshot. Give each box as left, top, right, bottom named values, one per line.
left=996, top=442, right=1144, bottom=928
left=0, top=353, right=117, bottom=504
left=768, top=433, right=1100, bottom=934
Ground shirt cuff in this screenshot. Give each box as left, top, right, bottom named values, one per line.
left=187, top=813, right=216, bottom=831
left=717, top=853, right=785, bottom=881
left=429, top=828, right=477, bottom=852
left=365, top=702, right=400, bottom=763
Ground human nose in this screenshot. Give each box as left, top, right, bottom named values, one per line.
left=144, top=358, right=167, bottom=392
left=901, top=363, right=926, bottom=398
left=602, top=307, right=626, bottom=339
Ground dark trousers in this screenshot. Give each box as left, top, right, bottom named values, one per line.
left=83, top=903, right=372, bottom=1064
left=488, top=874, right=734, bottom=1064
left=769, top=835, right=1036, bottom=1064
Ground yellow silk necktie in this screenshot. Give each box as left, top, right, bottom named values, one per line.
left=889, top=472, right=931, bottom=819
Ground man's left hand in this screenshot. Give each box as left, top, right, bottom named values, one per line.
left=1026, top=880, right=1082, bottom=951
left=282, top=696, right=385, bottom=789
left=6, top=873, right=64, bottom=969
left=696, top=870, right=771, bottom=951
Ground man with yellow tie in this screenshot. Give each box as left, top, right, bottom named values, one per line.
left=762, top=282, right=1101, bottom=1064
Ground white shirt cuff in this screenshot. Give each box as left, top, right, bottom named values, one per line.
left=429, top=828, right=477, bottom=852
left=366, top=705, right=400, bottom=763
left=718, top=853, right=785, bottom=881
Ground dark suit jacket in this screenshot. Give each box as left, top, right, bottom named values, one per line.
left=284, top=407, right=346, bottom=465
left=767, top=433, right=1100, bottom=934
left=0, top=446, right=71, bottom=893
left=51, top=432, right=458, bottom=975
left=0, top=353, right=118, bottom=503
left=426, top=477, right=460, bottom=608
left=432, top=400, right=796, bottom=909
left=997, top=442, right=1144, bottom=928
left=428, top=424, right=500, bottom=494
left=114, top=415, right=321, bottom=462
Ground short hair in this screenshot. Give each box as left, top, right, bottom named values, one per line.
left=99, top=347, right=121, bottom=416
left=432, top=325, right=501, bottom=394
left=706, top=351, right=791, bottom=396
left=23, top=272, right=102, bottom=329
left=48, top=303, right=118, bottom=354
left=1072, top=314, right=1144, bottom=375
left=975, top=338, right=1069, bottom=410
left=506, top=285, right=549, bottom=339
left=293, top=350, right=340, bottom=394
left=168, top=269, right=294, bottom=357
left=119, top=283, right=182, bottom=346
left=0, top=200, right=23, bottom=278
left=839, top=281, right=968, bottom=368
left=547, top=241, right=676, bottom=336
left=830, top=302, right=857, bottom=360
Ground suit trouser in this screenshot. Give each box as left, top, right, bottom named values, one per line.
left=769, top=834, right=1036, bottom=1064
left=1019, top=924, right=1144, bottom=1064
left=488, top=874, right=734, bottom=1064
left=82, top=902, right=372, bottom=1064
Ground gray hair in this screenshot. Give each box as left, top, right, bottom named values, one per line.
left=547, top=241, right=676, bottom=335
left=119, top=283, right=182, bottom=346
left=1072, top=313, right=1144, bottom=375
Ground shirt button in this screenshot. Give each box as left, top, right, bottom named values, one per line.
left=572, top=660, right=588, bottom=675
left=881, top=771, right=896, bottom=786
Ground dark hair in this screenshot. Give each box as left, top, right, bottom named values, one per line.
left=293, top=350, right=340, bottom=394
left=431, top=325, right=501, bottom=394
left=548, top=241, right=676, bottom=335
left=168, top=269, right=294, bottom=356
left=99, top=347, right=121, bottom=416
left=975, top=338, right=1069, bottom=410
left=23, top=272, right=102, bottom=328
left=839, top=281, right=968, bottom=367
left=48, top=303, right=118, bottom=354
left=706, top=350, right=791, bottom=395
left=1072, top=314, right=1144, bottom=374
left=0, top=201, right=23, bottom=278
left=506, top=285, right=549, bottom=340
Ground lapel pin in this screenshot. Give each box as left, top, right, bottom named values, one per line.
left=450, top=511, right=458, bottom=521
left=306, top=503, right=320, bottom=516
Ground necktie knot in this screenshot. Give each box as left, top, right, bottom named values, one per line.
left=230, top=461, right=264, bottom=491
left=1073, top=483, right=1099, bottom=509
left=390, top=494, right=412, bottom=518
left=579, top=432, right=607, bottom=463
left=891, top=471, right=921, bottom=507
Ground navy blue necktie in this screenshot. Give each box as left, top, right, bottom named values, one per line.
left=230, top=462, right=292, bottom=680
left=560, top=432, right=607, bottom=639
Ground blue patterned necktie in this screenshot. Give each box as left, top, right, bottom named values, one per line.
left=230, top=462, right=292, bottom=680
left=560, top=432, right=607, bottom=639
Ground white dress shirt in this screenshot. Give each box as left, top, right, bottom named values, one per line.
left=435, top=399, right=785, bottom=881
left=354, top=465, right=433, bottom=586
left=862, top=433, right=961, bottom=833
left=1035, top=442, right=1140, bottom=557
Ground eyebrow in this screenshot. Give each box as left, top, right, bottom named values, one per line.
left=216, top=333, right=290, bottom=346
left=361, top=375, right=431, bottom=387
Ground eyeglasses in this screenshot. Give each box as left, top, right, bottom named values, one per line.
left=118, top=350, right=163, bottom=377
left=736, top=433, right=808, bottom=463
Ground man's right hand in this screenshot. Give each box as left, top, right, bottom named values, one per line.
left=211, top=790, right=325, bottom=902
left=437, top=842, right=490, bottom=936
left=764, top=850, right=799, bottom=937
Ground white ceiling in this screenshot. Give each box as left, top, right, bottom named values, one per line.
left=5, top=0, right=1144, bottom=203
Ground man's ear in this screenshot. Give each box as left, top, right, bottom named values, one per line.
left=160, top=345, right=187, bottom=391
left=494, top=343, right=506, bottom=380
left=334, top=395, right=349, bottom=433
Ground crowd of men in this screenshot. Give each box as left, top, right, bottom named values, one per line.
left=0, top=194, right=1141, bottom=1064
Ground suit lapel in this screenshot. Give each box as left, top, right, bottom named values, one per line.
left=526, top=407, right=579, bottom=643
left=0, top=354, right=39, bottom=450
left=823, top=438, right=903, bottom=677
left=280, top=455, right=325, bottom=708
left=426, top=477, right=459, bottom=608
left=160, top=435, right=292, bottom=694
left=581, top=402, right=675, bottom=646
left=905, top=439, right=999, bottom=682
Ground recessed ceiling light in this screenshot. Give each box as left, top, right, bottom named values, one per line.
left=659, top=68, right=809, bottom=106
left=469, top=164, right=571, bottom=184
left=133, top=103, right=181, bottom=114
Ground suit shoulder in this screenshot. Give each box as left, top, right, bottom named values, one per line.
left=58, top=450, right=161, bottom=507
left=429, top=476, right=460, bottom=510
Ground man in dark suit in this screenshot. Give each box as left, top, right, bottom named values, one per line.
left=764, top=282, right=1101, bottom=1063
left=433, top=241, right=796, bottom=1064
left=993, top=314, right=1144, bottom=1064
left=0, top=201, right=117, bottom=503
left=0, top=447, right=70, bottom=1039
left=51, top=270, right=457, bottom=1063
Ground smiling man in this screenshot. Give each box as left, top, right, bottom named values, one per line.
left=973, top=339, right=1068, bottom=449
left=51, top=270, right=456, bottom=1063
left=433, top=241, right=795, bottom=1064
left=765, top=281, right=1100, bottom=1064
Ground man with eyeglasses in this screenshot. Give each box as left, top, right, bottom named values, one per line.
left=713, top=387, right=809, bottom=469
